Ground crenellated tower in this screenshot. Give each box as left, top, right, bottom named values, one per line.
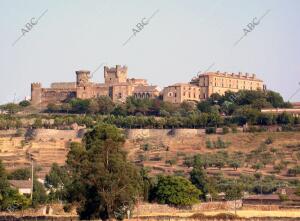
left=104, top=65, right=128, bottom=85
left=31, top=83, right=42, bottom=105
left=76, top=70, right=91, bottom=86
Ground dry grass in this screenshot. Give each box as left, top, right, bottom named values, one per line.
left=137, top=209, right=300, bottom=218
left=127, top=131, right=300, bottom=179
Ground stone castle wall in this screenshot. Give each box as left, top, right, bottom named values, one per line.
left=31, top=65, right=158, bottom=106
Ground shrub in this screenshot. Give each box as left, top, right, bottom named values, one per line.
left=279, top=194, right=289, bottom=201
left=206, top=139, right=213, bottom=149
left=15, top=128, right=25, bottom=137
left=205, top=127, right=216, bottom=134
left=173, top=170, right=185, bottom=177
left=141, top=143, right=151, bottom=151
left=150, top=155, right=162, bottom=161
left=265, top=137, right=273, bottom=145
left=166, top=158, right=177, bottom=166
left=273, top=163, right=284, bottom=173
left=213, top=137, right=231, bottom=149
left=231, top=125, right=238, bottom=133
left=287, top=166, right=300, bottom=176
left=252, top=162, right=264, bottom=171
left=222, top=126, right=229, bottom=134
left=183, top=156, right=193, bottom=168
left=19, top=100, right=31, bottom=107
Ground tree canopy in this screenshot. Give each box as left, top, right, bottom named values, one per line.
left=66, top=124, right=143, bottom=220
left=152, top=175, right=201, bottom=207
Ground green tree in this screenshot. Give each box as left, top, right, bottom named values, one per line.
left=266, top=91, right=285, bottom=108
left=0, top=160, right=30, bottom=211
left=225, top=182, right=243, bottom=201
left=252, top=162, right=264, bottom=172
left=66, top=124, right=142, bottom=220
left=7, top=168, right=31, bottom=180
left=19, top=100, right=31, bottom=107
left=277, top=112, right=293, bottom=124
left=197, top=101, right=212, bottom=113
left=45, top=163, right=69, bottom=202
left=190, top=167, right=208, bottom=199
left=87, top=99, right=99, bottom=114
left=32, top=179, right=47, bottom=207
left=96, top=96, right=115, bottom=115
left=153, top=175, right=201, bottom=207
left=0, top=103, right=21, bottom=114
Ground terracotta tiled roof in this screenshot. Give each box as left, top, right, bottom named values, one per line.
left=244, top=194, right=280, bottom=200
left=292, top=102, right=300, bottom=108
left=9, top=180, right=32, bottom=189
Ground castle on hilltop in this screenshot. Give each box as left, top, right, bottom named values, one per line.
left=31, top=65, right=265, bottom=106
left=31, top=65, right=159, bottom=106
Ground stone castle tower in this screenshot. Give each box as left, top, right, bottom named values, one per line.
left=104, top=65, right=128, bottom=85
left=76, top=70, right=90, bottom=86
left=29, top=65, right=159, bottom=106
left=31, top=83, right=42, bottom=105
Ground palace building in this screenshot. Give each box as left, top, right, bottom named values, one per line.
left=162, top=71, right=265, bottom=104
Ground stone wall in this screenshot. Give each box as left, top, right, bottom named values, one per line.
left=125, top=129, right=210, bottom=140
left=50, top=82, right=76, bottom=89
left=34, top=129, right=79, bottom=141
left=0, top=129, right=17, bottom=137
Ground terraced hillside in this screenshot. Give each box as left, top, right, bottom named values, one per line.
left=0, top=129, right=81, bottom=178
left=0, top=128, right=300, bottom=180
left=125, top=130, right=300, bottom=180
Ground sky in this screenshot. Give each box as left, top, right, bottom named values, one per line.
left=0, top=0, right=299, bottom=104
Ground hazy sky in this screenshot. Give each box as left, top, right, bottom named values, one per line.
left=0, top=0, right=299, bottom=104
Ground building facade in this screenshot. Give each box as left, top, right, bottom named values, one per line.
left=162, top=83, right=201, bottom=104
left=31, top=67, right=265, bottom=106
left=190, top=71, right=264, bottom=99
left=31, top=65, right=159, bottom=106
left=163, top=72, right=264, bottom=104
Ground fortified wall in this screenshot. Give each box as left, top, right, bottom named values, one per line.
left=31, top=65, right=159, bottom=106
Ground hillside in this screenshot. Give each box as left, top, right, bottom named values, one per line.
left=0, top=128, right=300, bottom=181
left=125, top=129, right=300, bottom=181
left=0, top=129, right=81, bottom=178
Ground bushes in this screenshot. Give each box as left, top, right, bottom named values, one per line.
left=287, top=166, right=300, bottom=176
left=273, top=163, right=284, bottom=173
left=265, top=137, right=273, bottom=145
left=222, top=126, right=229, bottom=134
left=205, top=127, right=216, bottom=134
left=165, top=158, right=177, bottom=166
left=152, top=175, right=201, bottom=206
left=206, top=138, right=231, bottom=149
left=150, top=155, right=162, bottom=161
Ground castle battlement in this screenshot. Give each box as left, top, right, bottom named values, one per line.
left=30, top=65, right=159, bottom=106
left=31, top=82, right=42, bottom=88
left=202, top=71, right=259, bottom=80
left=104, top=65, right=128, bottom=84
